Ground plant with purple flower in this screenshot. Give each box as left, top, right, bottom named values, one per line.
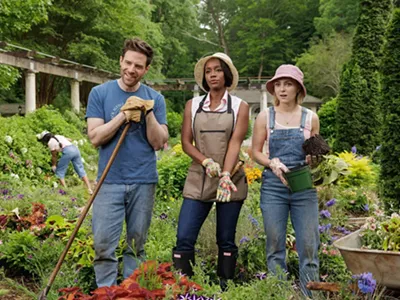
left=351, top=146, right=357, bottom=154
left=248, top=214, right=259, bottom=227
left=160, top=213, right=168, bottom=220
left=319, top=210, right=331, bottom=219
left=58, top=189, right=67, bottom=195
left=363, top=204, right=369, bottom=211
left=352, top=272, right=376, bottom=294
left=255, top=272, right=267, bottom=280
left=326, top=198, right=336, bottom=207
left=239, top=236, right=250, bottom=245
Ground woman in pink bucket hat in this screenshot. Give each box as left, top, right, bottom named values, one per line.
left=252, top=64, right=320, bottom=297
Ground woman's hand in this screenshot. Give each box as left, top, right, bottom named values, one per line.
left=269, top=158, right=289, bottom=186
left=202, top=158, right=221, bottom=178
left=217, top=171, right=237, bottom=202
left=51, top=165, right=57, bottom=173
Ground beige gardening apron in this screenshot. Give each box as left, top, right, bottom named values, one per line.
left=182, top=94, right=247, bottom=202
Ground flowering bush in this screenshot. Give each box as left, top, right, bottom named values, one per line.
left=244, top=167, right=262, bottom=184
left=338, top=151, right=377, bottom=187
left=352, top=272, right=376, bottom=295
left=359, top=213, right=400, bottom=251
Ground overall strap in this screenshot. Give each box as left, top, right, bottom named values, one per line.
left=227, top=94, right=232, bottom=114
left=269, top=106, right=275, bottom=132
left=196, top=94, right=208, bottom=113
left=300, top=107, right=307, bottom=131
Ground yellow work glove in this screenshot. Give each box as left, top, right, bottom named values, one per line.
left=201, top=158, right=221, bottom=178
left=216, top=171, right=237, bottom=202
left=120, top=96, right=154, bottom=123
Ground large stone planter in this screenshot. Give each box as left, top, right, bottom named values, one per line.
left=334, top=229, right=400, bottom=290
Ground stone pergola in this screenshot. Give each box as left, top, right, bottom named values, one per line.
left=0, top=42, right=321, bottom=116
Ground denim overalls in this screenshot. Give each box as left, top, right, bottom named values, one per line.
left=260, top=106, right=319, bottom=297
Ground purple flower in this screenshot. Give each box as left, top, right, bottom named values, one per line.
left=319, top=223, right=332, bottom=233
left=363, top=204, right=369, bottom=211
left=320, top=210, right=331, bottom=219
left=27, top=254, right=33, bottom=259
left=255, top=272, right=267, bottom=280
left=17, top=194, right=24, bottom=199
left=353, top=272, right=376, bottom=294
left=2, top=189, right=9, bottom=195
left=71, top=197, right=77, bottom=202
left=240, top=236, right=250, bottom=244
left=160, top=213, right=168, bottom=220
left=248, top=214, right=259, bottom=227
left=58, top=189, right=67, bottom=195
left=351, top=146, right=357, bottom=154
left=326, top=198, right=336, bottom=207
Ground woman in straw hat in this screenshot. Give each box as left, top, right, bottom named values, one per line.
left=252, top=64, right=320, bottom=297
left=37, top=130, right=92, bottom=194
left=172, top=53, right=249, bottom=289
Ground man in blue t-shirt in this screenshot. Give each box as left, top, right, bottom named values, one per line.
left=86, top=38, right=168, bottom=287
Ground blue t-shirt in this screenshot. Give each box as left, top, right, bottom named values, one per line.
left=86, top=80, right=167, bottom=184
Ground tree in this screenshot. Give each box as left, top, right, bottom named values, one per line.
left=379, top=9, right=400, bottom=213
left=296, top=33, right=352, bottom=99
left=334, top=0, right=392, bottom=154
left=314, top=0, right=360, bottom=37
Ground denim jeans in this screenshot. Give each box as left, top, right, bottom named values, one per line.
left=176, top=198, right=243, bottom=251
left=92, top=183, right=156, bottom=287
left=260, top=169, right=319, bottom=297
left=56, top=145, right=86, bottom=178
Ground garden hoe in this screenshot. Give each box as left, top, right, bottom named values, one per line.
left=38, top=123, right=131, bottom=300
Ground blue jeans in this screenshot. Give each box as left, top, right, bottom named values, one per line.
left=56, top=145, right=86, bottom=179
left=92, top=183, right=156, bottom=287
left=176, top=199, right=243, bottom=251
left=260, top=170, right=319, bottom=297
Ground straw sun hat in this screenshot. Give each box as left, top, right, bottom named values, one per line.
left=194, top=52, right=239, bottom=92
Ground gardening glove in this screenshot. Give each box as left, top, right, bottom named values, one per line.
left=216, top=171, right=237, bottom=202
left=269, top=158, right=289, bottom=186
left=202, top=158, right=221, bottom=178
left=120, top=96, right=154, bottom=123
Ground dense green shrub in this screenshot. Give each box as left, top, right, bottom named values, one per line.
left=379, top=9, right=400, bottom=213
left=317, top=97, right=337, bottom=142
left=0, top=106, right=97, bottom=185
left=166, top=111, right=183, bottom=138
left=335, top=0, right=392, bottom=154
left=156, top=144, right=191, bottom=201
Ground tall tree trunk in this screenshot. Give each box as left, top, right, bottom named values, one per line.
left=207, top=0, right=229, bottom=55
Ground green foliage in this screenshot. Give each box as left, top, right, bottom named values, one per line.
left=379, top=9, right=400, bottom=213
left=156, top=144, right=191, bottom=201
left=0, top=230, right=63, bottom=277
left=296, top=33, right=352, bottom=99
left=244, top=119, right=253, bottom=140
left=314, top=0, right=360, bottom=36
left=312, top=154, right=349, bottom=186
left=337, top=151, right=377, bottom=187
left=335, top=0, right=393, bottom=154
left=317, top=97, right=337, bottom=141
left=0, top=66, right=20, bottom=92
left=166, top=111, right=183, bottom=138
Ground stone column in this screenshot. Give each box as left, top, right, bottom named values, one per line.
left=193, top=84, right=200, bottom=98
left=25, top=69, right=36, bottom=114
left=71, top=79, right=80, bottom=113
left=260, top=85, right=268, bottom=111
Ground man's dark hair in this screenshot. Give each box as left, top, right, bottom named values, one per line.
left=202, top=58, right=233, bottom=92
left=122, top=38, right=154, bottom=66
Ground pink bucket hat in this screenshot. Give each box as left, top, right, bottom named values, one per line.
left=266, top=64, right=307, bottom=96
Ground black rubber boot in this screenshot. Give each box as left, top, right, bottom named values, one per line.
left=172, top=248, right=195, bottom=277
left=217, top=248, right=238, bottom=291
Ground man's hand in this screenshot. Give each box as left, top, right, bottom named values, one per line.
left=202, top=158, right=221, bottom=178
left=217, top=171, right=237, bottom=202
left=51, top=165, right=57, bottom=173
left=269, top=158, right=289, bottom=186
left=120, top=96, right=154, bottom=123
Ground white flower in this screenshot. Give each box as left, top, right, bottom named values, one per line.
left=21, top=147, right=28, bottom=154
left=12, top=208, right=20, bottom=219
left=10, top=173, right=19, bottom=180
left=81, top=157, right=85, bottom=163
left=79, top=139, right=85, bottom=145
left=53, top=181, right=58, bottom=188
left=4, top=135, right=13, bottom=144
left=391, top=213, right=400, bottom=219
left=73, top=140, right=79, bottom=146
